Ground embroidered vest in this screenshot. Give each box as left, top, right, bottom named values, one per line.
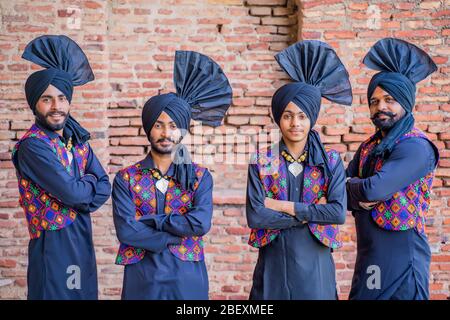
left=358, top=128, right=435, bottom=234
left=115, top=162, right=207, bottom=265
left=248, top=147, right=342, bottom=250
left=11, top=124, right=89, bottom=239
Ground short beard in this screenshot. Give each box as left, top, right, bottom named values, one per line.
left=371, top=111, right=401, bottom=131
left=149, top=136, right=179, bottom=155
left=35, top=109, right=69, bottom=132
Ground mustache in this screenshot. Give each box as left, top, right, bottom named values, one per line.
left=157, top=138, right=177, bottom=143
left=371, top=111, right=396, bottom=120
left=46, top=111, right=67, bottom=117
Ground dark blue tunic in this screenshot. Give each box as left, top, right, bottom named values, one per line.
left=14, top=123, right=111, bottom=300
left=346, top=137, right=437, bottom=300
left=246, top=141, right=347, bottom=300
left=112, top=153, right=213, bottom=300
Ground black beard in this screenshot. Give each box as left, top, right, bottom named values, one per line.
left=149, top=136, right=178, bottom=155
left=371, top=111, right=398, bottom=130
left=35, top=109, right=69, bottom=132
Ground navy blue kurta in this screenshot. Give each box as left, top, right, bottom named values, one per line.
left=346, top=137, right=437, bottom=300
left=14, top=123, right=111, bottom=300
left=112, top=153, right=213, bottom=300
left=246, top=141, right=347, bottom=300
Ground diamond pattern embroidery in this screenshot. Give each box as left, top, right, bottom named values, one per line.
left=360, top=128, right=434, bottom=234
left=13, top=125, right=89, bottom=239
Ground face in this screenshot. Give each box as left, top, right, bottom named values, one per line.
left=34, top=85, right=70, bottom=132
left=149, top=111, right=182, bottom=155
left=369, top=86, right=406, bottom=131
left=279, top=102, right=311, bottom=143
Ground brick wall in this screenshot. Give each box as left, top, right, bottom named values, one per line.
left=0, top=0, right=448, bottom=300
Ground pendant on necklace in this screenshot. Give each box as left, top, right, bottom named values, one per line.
left=288, top=162, right=303, bottom=177
left=66, top=151, right=73, bottom=166
left=155, top=178, right=169, bottom=194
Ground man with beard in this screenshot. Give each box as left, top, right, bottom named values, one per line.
left=11, top=35, right=111, bottom=299
left=246, top=40, right=351, bottom=300
left=112, top=51, right=232, bottom=299
left=346, top=38, right=440, bottom=300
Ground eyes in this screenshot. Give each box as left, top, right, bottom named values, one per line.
left=282, top=113, right=307, bottom=121
left=370, top=97, right=395, bottom=106
left=40, top=96, right=68, bottom=104
left=154, top=123, right=178, bottom=130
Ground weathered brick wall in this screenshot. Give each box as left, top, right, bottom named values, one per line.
left=0, top=0, right=448, bottom=300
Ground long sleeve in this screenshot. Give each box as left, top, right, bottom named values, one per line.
left=78, top=148, right=111, bottom=214
left=246, top=164, right=301, bottom=230
left=346, top=145, right=361, bottom=178
left=294, top=156, right=347, bottom=225
left=17, top=138, right=98, bottom=208
left=148, top=170, right=214, bottom=237
left=112, top=173, right=182, bottom=253
left=345, top=146, right=364, bottom=211
left=347, top=138, right=437, bottom=202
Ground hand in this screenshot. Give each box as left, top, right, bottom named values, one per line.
left=264, top=198, right=296, bottom=217
left=318, top=197, right=327, bottom=205
left=264, top=197, right=278, bottom=211
left=359, top=201, right=378, bottom=210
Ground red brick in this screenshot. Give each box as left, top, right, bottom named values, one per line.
left=0, top=259, right=17, bottom=268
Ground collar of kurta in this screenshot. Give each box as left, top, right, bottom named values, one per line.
left=34, top=121, right=72, bottom=145
left=140, top=152, right=176, bottom=178
left=278, top=137, right=326, bottom=168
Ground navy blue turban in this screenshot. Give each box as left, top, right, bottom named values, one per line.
left=142, top=50, right=233, bottom=190
left=271, top=40, right=352, bottom=178
left=363, top=38, right=437, bottom=160
left=25, top=68, right=73, bottom=113
left=22, top=35, right=95, bottom=145
left=142, top=93, right=191, bottom=137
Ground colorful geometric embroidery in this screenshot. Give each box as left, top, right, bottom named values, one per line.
left=12, top=124, right=89, bottom=239
left=248, top=147, right=343, bottom=249
left=115, top=162, right=207, bottom=265
left=358, top=128, right=435, bottom=234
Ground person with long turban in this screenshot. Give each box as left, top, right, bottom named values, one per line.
left=245, top=40, right=351, bottom=299
left=11, top=35, right=111, bottom=300
left=112, top=51, right=232, bottom=300
left=346, top=38, right=439, bottom=300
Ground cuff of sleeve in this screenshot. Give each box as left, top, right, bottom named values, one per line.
left=294, top=202, right=309, bottom=222
left=347, top=177, right=368, bottom=202
left=82, top=174, right=98, bottom=191
left=140, top=216, right=163, bottom=231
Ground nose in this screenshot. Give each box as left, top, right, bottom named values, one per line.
left=375, top=100, right=389, bottom=113
left=291, top=115, right=301, bottom=128
left=50, top=98, right=63, bottom=112
left=160, top=126, right=169, bottom=138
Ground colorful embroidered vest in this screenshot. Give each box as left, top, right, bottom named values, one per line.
left=115, top=162, right=207, bottom=265
left=11, top=124, right=89, bottom=239
left=358, top=128, right=435, bottom=234
left=248, top=147, right=342, bottom=250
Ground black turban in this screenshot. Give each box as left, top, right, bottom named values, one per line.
left=142, top=50, right=233, bottom=190
left=271, top=40, right=352, bottom=178
left=363, top=38, right=437, bottom=161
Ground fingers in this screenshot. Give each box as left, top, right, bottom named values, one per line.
left=359, top=201, right=378, bottom=210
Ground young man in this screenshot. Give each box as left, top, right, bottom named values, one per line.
left=246, top=40, right=351, bottom=299
left=12, top=35, right=111, bottom=299
left=112, top=51, right=232, bottom=299
left=346, top=38, right=439, bottom=300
